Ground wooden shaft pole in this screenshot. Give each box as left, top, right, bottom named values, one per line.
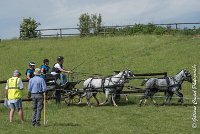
left=44, top=92, right=46, bottom=127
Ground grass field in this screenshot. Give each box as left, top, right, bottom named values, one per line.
left=0, top=35, right=199, bottom=134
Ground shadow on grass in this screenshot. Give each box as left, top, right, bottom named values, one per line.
left=50, top=99, right=196, bottom=108
left=110, top=100, right=195, bottom=107
left=138, top=103, right=195, bottom=107
left=50, top=122, right=80, bottom=127
left=158, top=103, right=195, bottom=107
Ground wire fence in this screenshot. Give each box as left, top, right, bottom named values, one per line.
left=35, top=22, right=200, bottom=38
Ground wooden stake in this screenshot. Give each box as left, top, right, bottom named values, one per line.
left=44, top=92, right=46, bottom=127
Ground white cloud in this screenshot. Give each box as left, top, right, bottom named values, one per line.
left=0, top=0, right=200, bottom=39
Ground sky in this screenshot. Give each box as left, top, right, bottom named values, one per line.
left=0, top=0, right=200, bottom=39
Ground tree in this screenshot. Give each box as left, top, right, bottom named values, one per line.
left=20, top=17, right=40, bottom=39
left=90, top=14, right=102, bottom=35
left=78, top=13, right=103, bottom=36
left=78, top=13, right=91, bottom=36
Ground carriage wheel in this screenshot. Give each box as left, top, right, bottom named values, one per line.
left=46, top=90, right=56, bottom=100
left=64, top=93, right=71, bottom=105
left=72, top=95, right=80, bottom=103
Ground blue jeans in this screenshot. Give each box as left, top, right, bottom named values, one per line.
left=60, top=74, right=67, bottom=86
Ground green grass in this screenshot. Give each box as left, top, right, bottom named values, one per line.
left=0, top=35, right=200, bottom=133
left=0, top=101, right=199, bottom=134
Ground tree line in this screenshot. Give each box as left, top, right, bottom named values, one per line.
left=19, top=14, right=200, bottom=39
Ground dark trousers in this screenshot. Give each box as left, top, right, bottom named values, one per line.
left=55, top=90, right=61, bottom=103
left=31, top=94, right=44, bottom=126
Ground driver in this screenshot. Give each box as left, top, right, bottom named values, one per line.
left=51, top=56, right=72, bottom=103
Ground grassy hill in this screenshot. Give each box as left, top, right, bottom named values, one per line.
left=0, top=35, right=199, bottom=95
left=0, top=35, right=199, bottom=134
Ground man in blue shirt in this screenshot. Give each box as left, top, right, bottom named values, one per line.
left=28, top=68, right=47, bottom=127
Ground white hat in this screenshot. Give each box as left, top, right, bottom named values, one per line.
left=13, top=70, right=21, bottom=76
left=34, top=68, right=41, bottom=76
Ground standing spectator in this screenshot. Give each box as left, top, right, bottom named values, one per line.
left=40, top=59, right=50, bottom=78
left=26, top=62, right=36, bottom=80
left=5, top=70, right=24, bottom=124
left=28, top=68, right=47, bottom=127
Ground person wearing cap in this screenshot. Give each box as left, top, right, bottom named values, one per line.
left=26, top=62, right=36, bottom=80
left=28, top=68, right=47, bottom=127
left=51, top=56, right=71, bottom=103
left=40, top=59, right=50, bottom=78
left=5, top=70, right=24, bottom=124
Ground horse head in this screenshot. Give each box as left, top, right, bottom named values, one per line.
left=182, top=69, right=192, bottom=83
left=123, top=69, right=134, bottom=79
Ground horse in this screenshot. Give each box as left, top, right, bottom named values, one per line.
left=139, top=69, right=192, bottom=106
left=78, top=69, right=134, bottom=107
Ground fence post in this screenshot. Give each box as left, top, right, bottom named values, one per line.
left=60, top=29, right=62, bottom=38
left=104, top=27, right=106, bottom=36
left=175, top=23, right=178, bottom=29
left=112, top=27, right=114, bottom=35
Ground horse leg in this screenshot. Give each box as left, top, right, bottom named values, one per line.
left=139, top=89, right=150, bottom=106
left=78, top=92, right=86, bottom=104
left=174, top=90, right=184, bottom=104
left=163, top=91, right=170, bottom=105
left=111, top=93, right=118, bottom=107
left=100, top=90, right=109, bottom=105
left=86, top=98, right=91, bottom=107
left=168, top=92, right=174, bottom=105
left=124, top=94, right=129, bottom=102
left=93, top=93, right=99, bottom=106
left=144, top=99, right=148, bottom=105
left=139, top=95, right=146, bottom=106
left=150, top=91, right=157, bottom=106
left=86, top=92, right=92, bottom=107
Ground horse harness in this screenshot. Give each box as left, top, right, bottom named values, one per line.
left=165, top=76, right=182, bottom=91
left=86, top=71, right=126, bottom=92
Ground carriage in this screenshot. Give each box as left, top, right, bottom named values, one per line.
left=44, top=70, right=130, bottom=106
left=0, top=69, right=192, bottom=106
left=44, top=75, right=83, bottom=105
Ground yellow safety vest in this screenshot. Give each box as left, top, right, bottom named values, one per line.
left=7, top=77, right=22, bottom=100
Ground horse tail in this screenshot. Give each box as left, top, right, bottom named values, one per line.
left=141, top=79, right=149, bottom=86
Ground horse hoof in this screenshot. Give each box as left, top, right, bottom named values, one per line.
left=95, top=103, right=100, bottom=106
left=153, top=103, right=158, bottom=106
left=89, top=105, right=94, bottom=108
left=87, top=105, right=91, bottom=107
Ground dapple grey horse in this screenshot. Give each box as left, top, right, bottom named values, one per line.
left=139, top=69, right=192, bottom=106
left=78, top=70, right=134, bottom=107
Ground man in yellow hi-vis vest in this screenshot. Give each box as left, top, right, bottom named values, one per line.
left=5, top=70, right=24, bottom=124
